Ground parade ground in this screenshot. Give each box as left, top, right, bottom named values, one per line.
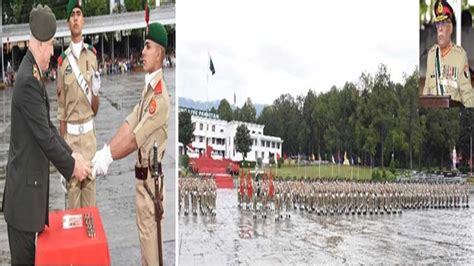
left=179, top=188, right=473, bottom=265
left=0, top=69, right=176, bottom=265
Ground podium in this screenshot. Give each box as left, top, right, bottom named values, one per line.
left=36, top=207, right=111, bottom=265
left=418, top=95, right=464, bottom=108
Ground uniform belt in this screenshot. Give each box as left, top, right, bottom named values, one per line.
left=67, top=119, right=94, bottom=135
left=135, top=163, right=162, bottom=180
left=135, top=167, right=148, bottom=180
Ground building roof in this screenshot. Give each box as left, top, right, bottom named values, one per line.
left=251, top=134, right=283, bottom=143
left=2, top=7, right=175, bottom=43
left=228, top=120, right=264, bottom=129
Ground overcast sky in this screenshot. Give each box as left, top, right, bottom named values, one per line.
left=177, top=0, right=420, bottom=106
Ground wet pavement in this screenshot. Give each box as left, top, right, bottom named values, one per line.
left=0, top=69, right=176, bottom=265
left=179, top=189, right=473, bottom=265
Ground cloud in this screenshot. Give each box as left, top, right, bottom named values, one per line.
left=177, top=0, right=419, bottom=105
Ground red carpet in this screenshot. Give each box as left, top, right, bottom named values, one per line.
left=190, top=156, right=237, bottom=188
left=214, top=174, right=234, bottom=189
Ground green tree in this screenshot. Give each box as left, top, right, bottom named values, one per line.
left=124, top=0, right=143, bottom=12
left=458, top=108, right=474, bottom=170
left=180, top=154, right=189, bottom=169
left=178, top=111, right=193, bottom=155
left=258, top=106, right=276, bottom=135
left=240, top=97, right=257, bottom=123
left=270, top=94, right=301, bottom=156
left=301, top=90, right=317, bottom=157
left=399, top=69, right=422, bottom=169
left=217, top=98, right=233, bottom=121
left=84, top=0, right=108, bottom=16
left=233, top=107, right=242, bottom=122
left=339, top=82, right=359, bottom=160
left=421, top=108, right=460, bottom=169
left=369, top=64, right=397, bottom=167
left=234, top=124, right=252, bottom=160
left=389, top=156, right=396, bottom=175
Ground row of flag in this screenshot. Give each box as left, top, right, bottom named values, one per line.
left=284, top=152, right=367, bottom=166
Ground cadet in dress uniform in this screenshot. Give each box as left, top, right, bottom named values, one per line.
left=92, top=23, right=170, bottom=265
left=57, top=0, right=101, bottom=209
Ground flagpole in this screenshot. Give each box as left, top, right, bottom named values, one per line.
left=358, top=157, right=360, bottom=180
left=331, top=154, right=334, bottom=179
left=318, top=145, right=321, bottom=179
left=206, top=51, right=209, bottom=156
left=305, top=162, right=307, bottom=179
left=318, top=158, right=321, bottom=179
left=370, top=156, right=372, bottom=180
left=338, top=155, right=340, bottom=179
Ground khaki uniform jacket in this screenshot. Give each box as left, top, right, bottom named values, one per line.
left=126, top=69, right=170, bottom=168
left=423, top=43, right=474, bottom=107
left=56, top=43, right=98, bottom=174
left=57, top=42, right=97, bottom=124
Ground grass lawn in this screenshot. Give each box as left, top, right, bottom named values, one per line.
left=240, top=164, right=383, bottom=180
left=468, top=177, right=474, bottom=185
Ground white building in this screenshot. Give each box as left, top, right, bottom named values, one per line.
left=181, top=108, right=283, bottom=164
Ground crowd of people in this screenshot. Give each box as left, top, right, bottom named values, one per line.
left=2, top=48, right=176, bottom=86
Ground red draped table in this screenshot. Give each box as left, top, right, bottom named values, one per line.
left=36, top=207, right=111, bottom=265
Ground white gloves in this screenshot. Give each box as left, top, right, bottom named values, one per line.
left=91, top=71, right=101, bottom=96
left=92, top=144, right=113, bottom=178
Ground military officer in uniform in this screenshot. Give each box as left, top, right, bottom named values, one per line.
left=57, top=0, right=101, bottom=209
left=2, top=5, right=91, bottom=264
left=422, top=0, right=474, bottom=107
left=92, top=22, right=170, bottom=265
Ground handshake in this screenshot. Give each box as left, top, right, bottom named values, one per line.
left=71, top=144, right=114, bottom=181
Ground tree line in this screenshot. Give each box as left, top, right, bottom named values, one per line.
left=2, top=0, right=160, bottom=24
left=210, top=64, right=474, bottom=171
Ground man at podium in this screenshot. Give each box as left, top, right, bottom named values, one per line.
left=422, top=0, right=474, bottom=108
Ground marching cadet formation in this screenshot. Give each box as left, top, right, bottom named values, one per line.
left=235, top=173, right=470, bottom=222
left=179, top=175, right=217, bottom=216
left=179, top=171, right=470, bottom=222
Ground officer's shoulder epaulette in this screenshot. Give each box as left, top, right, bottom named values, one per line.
left=428, top=44, right=437, bottom=54
left=154, top=80, right=163, bottom=95
left=57, top=51, right=66, bottom=67
left=451, top=44, right=467, bottom=56
left=85, top=43, right=97, bottom=56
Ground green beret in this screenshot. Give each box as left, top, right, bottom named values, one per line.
left=146, top=23, right=168, bottom=50
left=29, top=4, right=56, bottom=42
left=67, top=0, right=83, bottom=21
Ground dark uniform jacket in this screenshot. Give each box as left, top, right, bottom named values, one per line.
left=2, top=50, right=75, bottom=232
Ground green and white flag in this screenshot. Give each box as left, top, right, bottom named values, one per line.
left=209, top=54, right=216, bottom=75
